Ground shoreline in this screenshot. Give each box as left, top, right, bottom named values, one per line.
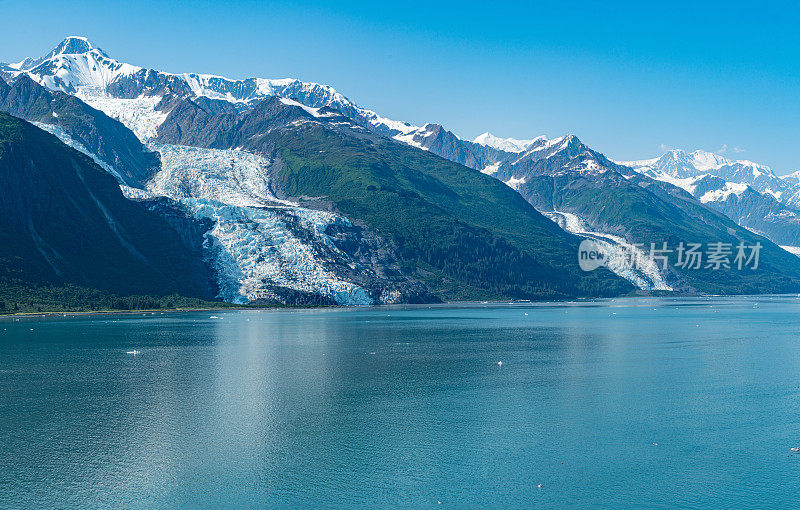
left=1, top=293, right=795, bottom=320
left=0, top=305, right=291, bottom=320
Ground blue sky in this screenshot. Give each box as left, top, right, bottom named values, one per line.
left=2, top=0, right=798, bottom=172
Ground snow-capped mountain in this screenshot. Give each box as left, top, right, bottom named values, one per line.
left=1, top=36, right=426, bottom=142
left=389, top=123, right=519, bottom=171
left=622, top=149, right=791, bottom=201
left=473, top=132, right=543, bottom=153
left=493, top=134, right=634, bottom=183
left=686, top=175, right=800, bottom=246
left=783, top=170, right=800, bottom=186
left=5, top=36, right=800, bottom=298
left=3, top=37, right=632, bottom=303
left=1, top=37, right=547, bottom=175
left=620, top=148, right=800, bottom=250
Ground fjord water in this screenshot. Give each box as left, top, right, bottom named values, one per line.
left=2, top=298, right=800, bottom=508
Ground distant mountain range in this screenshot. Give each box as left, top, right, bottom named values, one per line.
left=2, top=36, right=800, bottom=307
left=622, top=150, right=800, bottom=248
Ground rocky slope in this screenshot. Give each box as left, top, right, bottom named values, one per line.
left=0, top=75, right=159, bottom=186
left=2, top=38, right=632, bottom=303
left=622, top=149, right=800, bottom=250
left=8, top=36, right=800, bottom=298
left=487, top=135, right=800, bottom=294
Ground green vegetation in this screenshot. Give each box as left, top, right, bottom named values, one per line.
left=265, top=124, right=633, bottom=300
left=525, top=172, right=800, bottom=294
left=0, top=284, right=237, bottom=315
left=0, top=113, right=215, bottom=311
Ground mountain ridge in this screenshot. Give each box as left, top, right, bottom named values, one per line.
left=4, top=37, right=800, bottom=301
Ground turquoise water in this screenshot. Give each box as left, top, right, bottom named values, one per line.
left=2, top=297, right=800, bottom=508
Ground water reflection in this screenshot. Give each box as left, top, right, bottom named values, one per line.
left=2, top=298, right=800, bottom=508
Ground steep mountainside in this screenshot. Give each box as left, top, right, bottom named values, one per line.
left=0, top=112, right=215, bottom=302
left=154, top=96, right=632, bottom=300
left=7, top=36, right=798, bottom=300
left=490, top=135, right=800, bottom=294
left=0, top=75, right=159, bottom=186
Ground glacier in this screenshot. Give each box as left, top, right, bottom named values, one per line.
left=147, top=144, right=374, bottom=305
left=545, top=211, right=672, bottom=291
left=79, top=94, right=168, bottom=141
left=147, top=144, right=373, bottom=305
left=36, top=114, right=375, bottom=305
left=181, top=198, right=372, bottom=305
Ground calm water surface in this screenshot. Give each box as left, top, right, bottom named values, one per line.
left=2, top=297, right=800, bottom=508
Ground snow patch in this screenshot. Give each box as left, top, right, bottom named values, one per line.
left=473, top=132, right=543, bottom=153
left=652, top=173, right=703, bottom=194
left=481, top=162, right=500, bottom=175
left=279, top=97, right=326, bottom=118
left=699, top=182, right=748, bottom=203
left=392, top=129, right=430, bottom=151
left=504, top=176, right=526, bottom=190
left=690, top=150, right=728, bottom=172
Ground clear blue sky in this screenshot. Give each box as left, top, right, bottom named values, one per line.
left=2, top=0, right=798, bottom=172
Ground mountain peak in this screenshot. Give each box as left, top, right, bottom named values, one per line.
left=473, top=132, right=543, bottom=153
left=45, top=36, right=105, bottom=59
left=553, top=134, right=583, bottom=150
left=688, top=149, right=729, bottom=169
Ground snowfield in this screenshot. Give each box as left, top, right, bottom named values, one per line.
left=473, top=132, right=544, bottom=153
left=699, top=182, right=749, bottom=203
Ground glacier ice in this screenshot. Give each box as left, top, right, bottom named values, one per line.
left=149, top=144, right=375, bottom=305
left=545, top=210, right=672, bottom=291
left=36, top=113, right=374, bottom=305
left=79, top=94, right=168, bottom=141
